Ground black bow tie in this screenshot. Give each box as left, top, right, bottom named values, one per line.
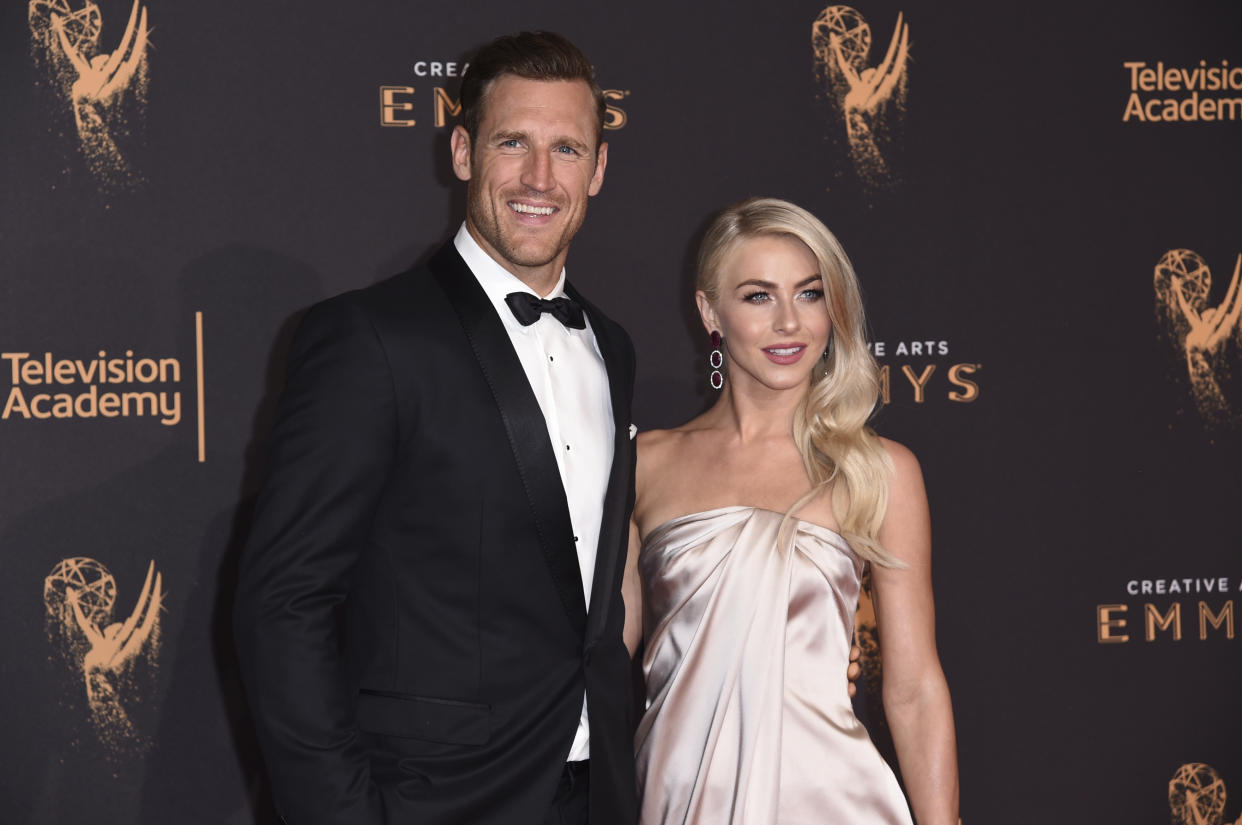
left=504, top=292, right=586, bottom=330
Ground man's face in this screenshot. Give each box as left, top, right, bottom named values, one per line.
left=451, top=75, right=607, bottom=293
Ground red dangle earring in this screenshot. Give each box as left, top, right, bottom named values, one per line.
left=709, top=331, right=724, bottom=390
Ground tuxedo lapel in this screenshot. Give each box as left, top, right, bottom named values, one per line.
left=568, top=284, right=635, bottom=647
left=429, top=245, right=587, bottom=635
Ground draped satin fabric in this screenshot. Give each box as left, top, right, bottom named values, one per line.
left=635, top=506, right=913, bottom=825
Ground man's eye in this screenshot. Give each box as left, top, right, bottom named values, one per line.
left=555, top=145, right=580, bottom=155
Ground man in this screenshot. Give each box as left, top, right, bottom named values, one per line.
left=234, top=32, right=636, bottom=825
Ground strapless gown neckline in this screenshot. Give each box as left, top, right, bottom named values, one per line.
left=635, top=506, right=912, bottom=825
left=644, top=504, right=846, bottom=547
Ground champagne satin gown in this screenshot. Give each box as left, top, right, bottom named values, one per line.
left=635, top=506, right=913, bottom=825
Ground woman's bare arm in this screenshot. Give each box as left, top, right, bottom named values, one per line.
left=871, top=438, right=959, bottom=825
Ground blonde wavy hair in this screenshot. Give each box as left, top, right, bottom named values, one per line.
left=696, top=197, right=903, bottom=567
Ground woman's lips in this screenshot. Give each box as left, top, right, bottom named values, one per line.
left=762, top=344, right=807, bottom=365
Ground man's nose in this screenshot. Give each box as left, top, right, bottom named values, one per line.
left=521, top=150, right=554, bottom=192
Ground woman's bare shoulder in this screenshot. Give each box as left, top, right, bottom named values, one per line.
left=635, top=418, right=718, bottom=509
left=875, top=435, right=929, bottom=524
left=635, top=426, right=677, bottom=451
left=877, top=435, right=921, bottom=477
left=637, top=416, right=715, bottom=458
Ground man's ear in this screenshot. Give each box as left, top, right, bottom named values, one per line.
left=588, top=141, right=608, bottom=197
left=450, top=125, right=472, bottom=182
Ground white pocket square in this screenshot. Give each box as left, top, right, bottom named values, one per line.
left=629, top=424, right=637, bottom=440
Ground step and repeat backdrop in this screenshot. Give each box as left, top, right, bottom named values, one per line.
left=1, top=1, right=1239, bottom=822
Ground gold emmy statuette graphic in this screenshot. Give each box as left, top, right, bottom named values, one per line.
left=1169, top=763, right=1242, bottom=825
left=43, top=557, right=164, bottom=751
left=28, top=0, right=150, bottom=190
left=812, top=5, right=910, bottom=191
left=1154, top=249, right=1242, bottom=429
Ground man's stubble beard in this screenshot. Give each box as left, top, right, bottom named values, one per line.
left=466, top=183, right=585, bottom=272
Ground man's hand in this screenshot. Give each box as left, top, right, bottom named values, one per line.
left=847, top=643, right=862, bottom=698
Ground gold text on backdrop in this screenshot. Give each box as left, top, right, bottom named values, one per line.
left=1123, top=61, right=1242, bottom=122
left=867, top=340, right=982, bottom=405
left=2, top=350, right=182, bottom=425
left=1097, top=599, right=1236, bottom=643
left=380, top=85, right=629, bottom=130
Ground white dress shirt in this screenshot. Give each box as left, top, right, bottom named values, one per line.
left=454, top=224, right=615, bottom=761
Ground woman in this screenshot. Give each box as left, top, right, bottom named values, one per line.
left=623, top=198, right=958, bottom=824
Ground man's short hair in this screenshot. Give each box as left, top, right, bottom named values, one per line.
left=459, top=31, right=606, bottom=145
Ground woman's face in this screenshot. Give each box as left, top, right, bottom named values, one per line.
left=697, top=234, right=832, bottom=395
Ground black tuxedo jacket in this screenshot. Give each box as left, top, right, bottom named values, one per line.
left=234, top=243, right=638, bottom=825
